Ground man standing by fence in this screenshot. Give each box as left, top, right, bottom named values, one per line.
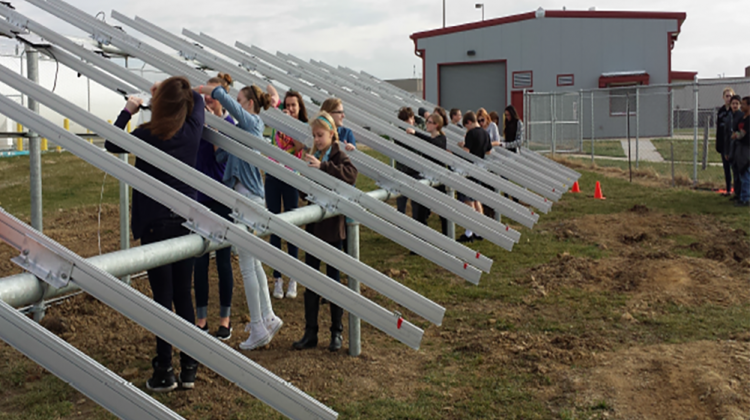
left=731, top=97, right=750, bottom=207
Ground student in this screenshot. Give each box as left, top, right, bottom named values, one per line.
left=267, top=90, right=308, bottom=300
left=502, top=105, right=525, bottom=153
left=321, top=97, right=357, bottom=151
left=489, top=111, right=500, bottom=127
left=727, top=95, right=744, bottom=201
left=195, top=82, right=283, bottom=351
left=194, top=73, right=236, bottom=341
left=406, top=113, right=449, bottom=234
left=433, top=106, right=448, bottom=128
left=395, top=107, right=420, bottom=215
left=417, top=107, right=430, bottom=130
left=450, top=108, right=463, bottom=127
left=293, top=111, right=358, bottom=352
left=717, top=88, right=736, bottom=196
left=106, top=77, right=203, bottom=392
left=456, top=111, right=492, bottom=243
left=477, top=108, right=501, bottom=147
left=730, top=96, right=750, bottom=207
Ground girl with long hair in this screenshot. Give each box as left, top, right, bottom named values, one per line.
left=406, top=113, right=449, bottom=233
left=502, top=105, right=524, bottom=153
left=105, top=76, right=203, bottom=392
left=293, top=111, right=358, bottom=352
left=476, top=107, right=501, bottom=147
left=195, top=82, right=282, bottom=351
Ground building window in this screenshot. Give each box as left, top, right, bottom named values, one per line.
left=609, top=86, right=638, bottom=116
left=512, top=71, right=533, bottom=89
left=557, top=74, right=574, bottom=86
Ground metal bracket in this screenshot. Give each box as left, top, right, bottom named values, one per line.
left=306, top=194, right=339, bottom=214
left=11, top=234, right=74, bottom=289
left=232, top=200, right=273, bottom=235
left=5, top=10, right=29, bottom=30
left=183, top=207, right=229, bottom=244
left=91, top=29, right=112, bottom=46
left=177, top=49, right=197, bottom=61
left=240, top=59, right=256, bottom=72
left=375, top=179, right=401, bottom=196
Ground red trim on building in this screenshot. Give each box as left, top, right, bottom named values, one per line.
left=599, top=73, right=650, bottom=88
left=436, top=59, right=507, bottom=107
left=512, top=70, right=533, bottom=89
left=669, top=70, right=697, bottom=81
left=556, top=73, right=575, bottom=86
left=410, top=10, right=686, bottom=41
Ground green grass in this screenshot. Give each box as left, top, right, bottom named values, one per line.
left=1, top=150, right=749, bottom=419
left=652, top=138, right=723, bottom=164
left=580, top=140, right=627, bottom=158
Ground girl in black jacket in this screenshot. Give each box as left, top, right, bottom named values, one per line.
left=717, top=88, right=736, bottom=196
left=406, top=114, right=449, bottom=233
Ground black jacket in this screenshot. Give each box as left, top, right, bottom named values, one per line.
left=716, top=105, right=732, bottom=154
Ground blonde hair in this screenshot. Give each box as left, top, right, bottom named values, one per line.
left=476, top=108, right=490, bottom=124
left=723, top=87, right=736, bottom=96
left=428, top=114, right=444, bottom=136
left=310, top=111, right=339, bottom=147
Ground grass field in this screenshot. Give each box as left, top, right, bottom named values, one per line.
left=651, top=138, right=723, bottom=164
left=0, top=150, right=749, bottom=419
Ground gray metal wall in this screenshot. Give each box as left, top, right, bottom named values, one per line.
left=416, top=15, right=679, bottom=138
left=439, top=61, right=506, bottom=114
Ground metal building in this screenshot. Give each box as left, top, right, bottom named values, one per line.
left=410, top=9, right=694, bottom=138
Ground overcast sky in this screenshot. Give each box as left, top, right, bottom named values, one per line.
left=5, top=0, right=748, bottom=80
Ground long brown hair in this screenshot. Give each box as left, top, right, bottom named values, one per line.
left=284, top=90, right=308, bottom=122
left=208, top=72, right=233, bottom=92
left=239, top=85, right=273, bottom=114
left=429, top=114, right=444, bottom=136
left=141, top=76, right=194, bottom=140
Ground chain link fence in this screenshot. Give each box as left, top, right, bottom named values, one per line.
left=524, top=78, right=750, bottom=187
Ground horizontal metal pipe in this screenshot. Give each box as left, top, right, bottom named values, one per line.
left=0, top=182, right=426, bottom=309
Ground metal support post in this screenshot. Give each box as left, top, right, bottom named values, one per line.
left=693, top=81, right=699, bottom=184
left=346, top=220, right=361, bottom=357
left=119, top=153, right=130, bottom=285
left=669, top=89, right=674, bottom=138
left=550, top=94, right=555, bottom=154
left=27, top=50, right=41, bottom=215
left=578, top=90, right=583, bottom=153
left=635, top=87, right=640, bottom=169
left=446, top=187, right=456, bottom=240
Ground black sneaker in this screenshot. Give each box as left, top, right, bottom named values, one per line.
left=179, top=362, right=198, bottom=390
left=198, top=323, right=209, bottom=333
left=457, top=234, right=474, bottom=243
left=216, top=323, right=232, bottom=341
left=474, top=236, right=484, bottom=241
left=146, top=358, right=177, bottom=393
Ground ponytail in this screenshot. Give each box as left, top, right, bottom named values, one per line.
left=240, top=85, right=272, bottom=113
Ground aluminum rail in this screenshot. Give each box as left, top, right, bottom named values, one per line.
left=0, top=180, right=433, bottom=310
left=279, top=52, right=569, bottom=199
left=98, top=16, right=491, bottom=275
left=235, top=43, right=535, bottom=230
left=520, top=146, right=581, bottom=182
left=0, top=69, right=424, bottom=351
left=0, top=203, right=337, bottom=420
left=51, top=6, right=483, bottom=279
left=249, top=46, right=541, bottom=227
left=4, top=6, right=484, bottom=281
left=318, top=61, right=578, bottom=186
left=0, top=54, right=445, bottom=324
left=0, top=210, right=188, bottom=420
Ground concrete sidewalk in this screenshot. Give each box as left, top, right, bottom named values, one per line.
left=620, top=139, right=664, bottom=162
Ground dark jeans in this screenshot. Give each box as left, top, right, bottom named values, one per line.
left=722, top=154, right=734, bottom=193
left=141, top=219, right=196, bottom=367
left=194, top=200, right=234, bottom=319
left=265, top=174, right=299, bottom=279
left=303, top=238, right=343, bottom=335
left=412, top=188, right=448, bottom=236
left=396, top=196, right=410, bottom=215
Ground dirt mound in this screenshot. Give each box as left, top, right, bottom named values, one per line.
left=529, top=211, right=750, bottom=306
left=562, top=340, right=750, bottom=420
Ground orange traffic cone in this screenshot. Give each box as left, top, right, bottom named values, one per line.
left=571, top=181, right=580, bottom=193
left=594, top=181, right=605, bottom=200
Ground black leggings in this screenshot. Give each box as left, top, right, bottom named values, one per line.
left=193, top=200, right=234, bottom=319
left=303, top=238, right=343, bottom=335
left=141, top=219, right=196, bottom=367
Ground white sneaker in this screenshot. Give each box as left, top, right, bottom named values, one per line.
left=238, top=322, right=271, bottom=351
left=264, top=315, right=284, bottom=342
left=286, top=280, right=298, bottom=299
left=272, top=278, right=284, bottom=299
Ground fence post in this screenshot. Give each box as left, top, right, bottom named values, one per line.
left=578, top=90, right=583, bottom=153
left=669, top=88, right=674, bottom=138
left=15, top=123, right=23, bottom=151
left=550, top=94, right=556, bottom=155
left=523, top=89, right=528, bottom=148
left=692, top=81, right=699, bottom=185
left=635, top=87, right=640, bottom=169
left=590, top=91, right=595, bottom=164
left=346, top=220, right=361, bottom=357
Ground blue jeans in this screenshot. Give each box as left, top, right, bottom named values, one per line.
left=265, top=174, right=299, bottom=279
left=194, top=199, right=234, bottom=319
left=740, top=167, right=750, bottom=203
